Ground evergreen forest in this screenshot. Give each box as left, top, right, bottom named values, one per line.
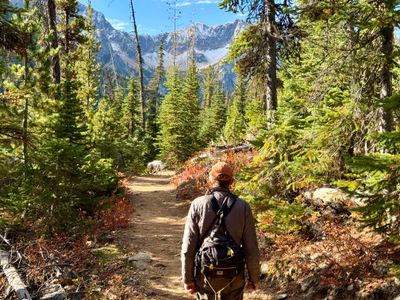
left=1, top=0, right=400, bottom=299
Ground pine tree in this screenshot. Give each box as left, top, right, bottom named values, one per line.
left=180, top=57, right=201, bottom=154
left=229, top=0, right=400, bottom=236
left=0, top=0, right=31, bottom=216
left=245, top=95, right=267, bottom=142
left=199, top=82, right=226, bottom=145
left=221, top=0, right=298, bottom=125
left=157, top=61, right=201, bottom=165
left=377, top=0, right=395, bottom=133
left=145, top=39, right=165, bottom=161
left=91, top=92, right=124, bottom=160
left=27, top=0, right=118, bottom=231
left=202, top=65, right=215, bottom=108
left=122, top=76, right=142, bottom=139
left=47, top=0, right=61, bottom=84
left=0, top=0, right=121, bottom=233
left=75, top=2, right=100, bottom=120
left=224, top=76, right=247, bottom=145
left=53, top=0, right=88, bottom=144
left=0, top=1, right=27, bottom=54
left=91, top=83, right=145, bottom=171
left=129, top=0, right=145, bottom=132
left=158, top=66, right=185, bottom=166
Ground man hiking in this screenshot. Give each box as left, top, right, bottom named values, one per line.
left=181, top=161, right=260, bottom=299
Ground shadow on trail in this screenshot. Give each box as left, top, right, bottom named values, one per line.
left=122, top=174, right=194, bottom=299
left=132, top=175, right=172, bottom=186
left=149, top=289, right=192, bottom=300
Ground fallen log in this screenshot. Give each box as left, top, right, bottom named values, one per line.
left=220, top=144, right=251, bottom=153
left=0, top=250, right=32, bottom=300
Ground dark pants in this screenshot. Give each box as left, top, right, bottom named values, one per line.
left=195, top=271, right=245, bottom=300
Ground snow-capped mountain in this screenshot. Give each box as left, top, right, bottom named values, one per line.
left=11, top=1, right=243, bottom=89
left=80, top=4, right=244, bottom=87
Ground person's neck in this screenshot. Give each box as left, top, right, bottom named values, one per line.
left=210, top=185, right=230, bottom=193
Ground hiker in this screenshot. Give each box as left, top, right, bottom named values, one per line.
left=181, top=161, right=260, bottom=299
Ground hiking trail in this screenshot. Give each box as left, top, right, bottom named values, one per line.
left=117, top=173, right=273, bottom=300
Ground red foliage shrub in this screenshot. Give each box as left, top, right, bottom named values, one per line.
left=224, top=149, right=255, bottom=175
left=173, top=161, right=209, bottom=199
left=172, top=163, right=207, bottom=187
left=173, top=147, right=255, bottom=200
left=19, top=234, right=96, bottom=287
left=95, top=198, right=135, bottom=231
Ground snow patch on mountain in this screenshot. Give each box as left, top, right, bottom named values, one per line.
left=87, top=4, right=244, bottom=74
left=10, top=1, right=242, bottom=90
left=198, top=47, right=229, bottom=66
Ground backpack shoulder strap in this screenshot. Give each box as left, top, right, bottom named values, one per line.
left=221, top=193, right=237, bottom=218
left=199, top=193, right=237, bottom=244
left=210, top=196, right=219, bottom=214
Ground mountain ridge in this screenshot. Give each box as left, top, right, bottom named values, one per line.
left=79, top=4, right=242, bottom=88
left=11, top=1, right=241, bottom=89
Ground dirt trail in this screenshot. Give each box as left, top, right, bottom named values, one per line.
left=119, top=173, right=273, bottom=300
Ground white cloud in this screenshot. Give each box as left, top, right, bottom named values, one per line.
left=138, top=24, right=159, bottom=35
left=175, top=0, right=219, bottom=7
left=196, top=0, right=219, bottom=4
left=109, top=19, right=130, bottom=31
left=177, top=1, right=191, bottom=6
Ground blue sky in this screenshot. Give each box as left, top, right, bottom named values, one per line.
left=87, top=0, right=243, bottom=35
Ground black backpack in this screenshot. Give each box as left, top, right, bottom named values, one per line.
left=195, top=193, right=244, bottom=294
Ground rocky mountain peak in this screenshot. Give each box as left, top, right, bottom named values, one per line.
left=11, top=0, right=242, bottom=89
left=85, top=1, right=243, bottom=80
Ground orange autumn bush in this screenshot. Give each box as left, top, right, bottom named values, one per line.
left=173, top=148, right=255, bottom=200
left=95, top=198, right=135, bottom=231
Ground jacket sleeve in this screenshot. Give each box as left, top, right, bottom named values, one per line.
left=181, top=201, right=200, bottom=284
left=242, top=202, right=260, bottom=283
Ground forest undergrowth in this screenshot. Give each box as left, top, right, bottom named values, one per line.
left=174, top=148, right=400, bottom=300
left=0, top=175, right=138, bottom=300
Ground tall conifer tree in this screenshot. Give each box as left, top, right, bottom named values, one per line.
left=202, top=65, right=215, bottom=108
left=221, top=0, right=297, bottom=126
left=181, top=54, right=201, bottom=155
left=224, top=76, right=247, bottom=145
left=145, top=40, right=165, bottom=160
left=129, top=0, right=145, bottom=131
left=199, top=82, right=226, bottom=145
left=123, top=76, right=141, bottom=139
left=76, top=2, right=100, bottom=121
left=158, top=67, right=184, bottom=166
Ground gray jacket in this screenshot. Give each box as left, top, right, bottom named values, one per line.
left=181, top=187, right=260, bottom=284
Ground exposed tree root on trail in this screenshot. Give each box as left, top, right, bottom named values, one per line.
left=117, top=172, right=273, bottom=299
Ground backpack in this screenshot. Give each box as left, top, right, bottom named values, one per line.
left=195, top=193, right=244, bottom=296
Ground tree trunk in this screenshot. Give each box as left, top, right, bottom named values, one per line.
left=47, top=0, right=60, bottom=84
left=264, top=0, right=277, bottom=126
left=129, top=0, right=145, bottom=132
left=155, top=41, right=164, bottom=101
left=379, top=21, right=394, bottom=133
left=171, top=0, right=178, bottom=67
left=104, top=70, right=115, bottom=101
left=23, top=55, right=28, bottom=167
left=64, top=8, right=70, bottom=54
left=106, top=39, right=119, bottom=88
left=0, top=251, right=32, bottom=300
